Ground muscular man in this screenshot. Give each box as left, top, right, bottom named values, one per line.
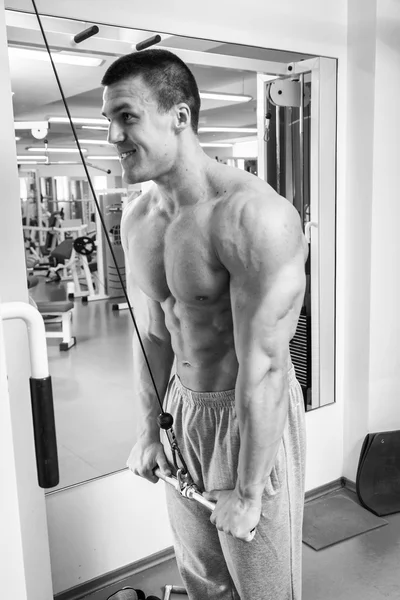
left=101, top=49, right=308, bottom=600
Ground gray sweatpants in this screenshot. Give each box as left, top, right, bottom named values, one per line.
left=162, top=364, right=306, bottom=600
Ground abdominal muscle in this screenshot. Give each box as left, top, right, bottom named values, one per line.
left=162, top=294, right=239, bottom=392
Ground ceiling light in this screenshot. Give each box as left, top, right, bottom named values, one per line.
left=200, top=92, right=252, bottom=102
left=199, top=127, right=257, bottom=133
left=17, top=155, right=47, bottom=160
left=18, top=161, right=43, bottom=165
left=27, top=148, right=87, bottom=153
left=49, top=117, right=108, bottom=125
left=87, top=156, right=120, bottom=160
left=15, top=121, right=49, bottom=130
left=82, top=125, right=109, bottom=131
left=8, top=47, right=103, bottom=67
left=78, top=139, right=110, bottom=145
left=200, top=143, right=233, bottom=148
left=15, top=136, right=21, bottom=141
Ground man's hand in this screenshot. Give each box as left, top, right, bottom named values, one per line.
left=203, top=489, right=261, bottom=542
left=126, top=432, right=171, bottom=484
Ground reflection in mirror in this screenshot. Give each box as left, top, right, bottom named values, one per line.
left=6, top=9, right=336, bottom=491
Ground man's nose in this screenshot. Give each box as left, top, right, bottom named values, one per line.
left=107, top=121, right=125, bottom=145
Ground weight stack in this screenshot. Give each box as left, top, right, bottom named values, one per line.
left=98, top=191, right=126, bottom=298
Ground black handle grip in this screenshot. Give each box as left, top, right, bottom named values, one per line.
left=74, top=25, right=99, bottom=44
left=29, top=377, right=59, bottom=489
left=136, top=35, right=161, bottom=52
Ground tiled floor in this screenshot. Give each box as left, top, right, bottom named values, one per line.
left=30, top=275, right=137, bottom=490
left=84, top=491, right=400, bottom=599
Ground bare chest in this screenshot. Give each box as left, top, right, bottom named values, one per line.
left=127, top=207, right=228, bottom=304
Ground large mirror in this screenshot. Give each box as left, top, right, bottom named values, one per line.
left=6, top=10, right=337, bottom=491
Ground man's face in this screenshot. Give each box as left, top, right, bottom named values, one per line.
left=102, top=76, right=177, bottom=184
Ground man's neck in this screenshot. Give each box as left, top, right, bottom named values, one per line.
left=153, top=140, right=217, bottom=216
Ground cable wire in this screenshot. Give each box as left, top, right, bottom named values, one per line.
left=30, top=1, right=166, bottom=415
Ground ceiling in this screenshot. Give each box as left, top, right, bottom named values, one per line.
left=6, top=9, right=313, bottom=164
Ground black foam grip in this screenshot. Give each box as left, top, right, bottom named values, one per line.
left=74, top=25, right=99, bottom=44
left=29, top=377, right=59, bottom=489
left=136, top=35, right=161, bottom=51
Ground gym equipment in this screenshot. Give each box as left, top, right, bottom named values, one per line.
left=97, top=189, right=127, bottom=299
left=73, top=25, right=99, bottom=44
left=48, top=238, right=74, bottom=269
left=163, top=586, right=186, bottom=600
left=37, top=300, right=76, bottom=351
left=0, top=301, right=59, bottom=488
left=73, top=236, right=96, bottom=256
left=136, top=34, right=161, bottom=51
left=43, top=226, right=105, bottom=302
left=154, top=468, right=256, bottom=542
left=27, top=275, right=39, bottom=289
left=356, top=430, right=400, bottom=516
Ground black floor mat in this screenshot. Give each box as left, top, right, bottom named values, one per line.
left=303, top=492, right=388, bottom=550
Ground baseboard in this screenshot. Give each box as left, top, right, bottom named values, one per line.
left=54, top=546, right=175, bottom=600
left=304, top=476, right=357, bottom=503
left=342, top=477, right=357, bottom=494
left=304, top=477, right=344, bottom=503
left=55, top=478, right=359, bottom=599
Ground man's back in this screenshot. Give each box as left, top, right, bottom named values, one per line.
left=122, top=162, right=306, bottom=392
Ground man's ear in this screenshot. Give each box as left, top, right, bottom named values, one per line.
left=174, top=104, right=191, bottom=132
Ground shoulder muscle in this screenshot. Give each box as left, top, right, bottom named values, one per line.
left=213, top=192, right=305, bottom=278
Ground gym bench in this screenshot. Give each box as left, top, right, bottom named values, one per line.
left=37, top=300, right=76, bottom=351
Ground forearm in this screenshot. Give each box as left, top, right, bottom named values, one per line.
left=132, top=333, right=174, bottom=438
left=235, top=368, right=289, bottom=503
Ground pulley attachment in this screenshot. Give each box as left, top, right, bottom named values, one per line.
left=157, top=412, right=174, bottom=430
left=157, top=412, right=191, bottom=478
left=73, top=236, right=95, bottom=256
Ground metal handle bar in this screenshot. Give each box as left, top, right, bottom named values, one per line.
left=154, top=468, right=256, bottom=542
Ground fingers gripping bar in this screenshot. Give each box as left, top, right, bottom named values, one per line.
left=154, top=468, right=256, bottom=542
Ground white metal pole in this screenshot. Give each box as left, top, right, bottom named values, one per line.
left=257, top=74, right=268, bottom=181
left=0, top=302, right=49, bottom=378
left=299, top=73, right=305, bottom=226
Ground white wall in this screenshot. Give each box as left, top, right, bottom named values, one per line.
left=342, top=0, right=377, bottom=478
left=368, top=0, right=400, bottom=433
left=343, top=0, right=400, bottom=476
left=2, top=0, right=349, bottom=593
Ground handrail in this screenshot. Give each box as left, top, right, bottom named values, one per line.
left=0, top=302, right=59, bottom=488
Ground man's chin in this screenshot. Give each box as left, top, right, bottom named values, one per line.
left=122, top=168, right=144, bottom=185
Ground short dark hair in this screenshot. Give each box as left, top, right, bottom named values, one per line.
left=101, top=49, right=201, bottom=134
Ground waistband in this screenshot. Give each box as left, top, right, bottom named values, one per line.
left=170, top=363, right=296, bottom=407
